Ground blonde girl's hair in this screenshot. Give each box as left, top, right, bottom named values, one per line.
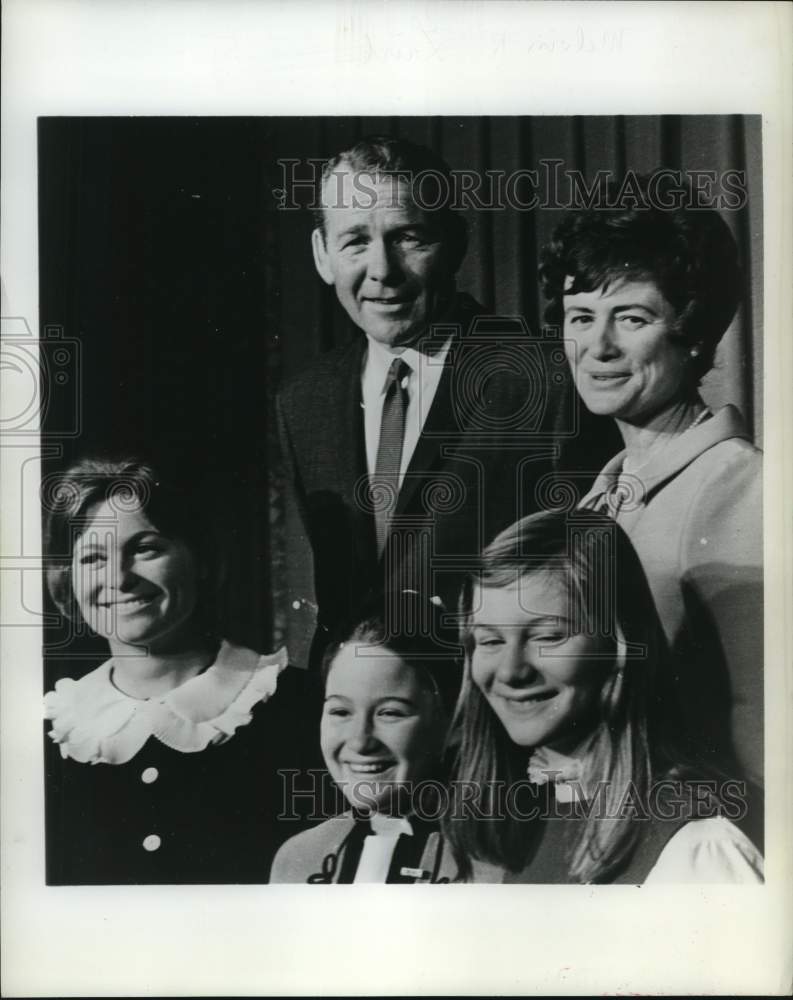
left=444, top=509, right=668, bottom=884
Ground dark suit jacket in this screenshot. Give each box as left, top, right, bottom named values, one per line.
left=277, top=294, right=602, bottom=667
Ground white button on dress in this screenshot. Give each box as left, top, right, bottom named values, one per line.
left=141, top=767, right=159, bottom=784
left=142, top=834, right=161, bottom=852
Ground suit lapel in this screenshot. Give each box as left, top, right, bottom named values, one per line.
left=393, top=294, right=483, bottom=520
left=394, top=337, right=459, bottom=518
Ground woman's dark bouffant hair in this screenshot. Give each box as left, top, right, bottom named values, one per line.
left=538, top=174, right=742, bottom=384
left=43, top=456, right=224, bottom=635
left=320, top=589, right=463, bottom=718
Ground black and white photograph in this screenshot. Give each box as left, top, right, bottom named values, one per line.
left=2, top=2, right=791, bottom=996
left=37, top=113, right=765, bottom=888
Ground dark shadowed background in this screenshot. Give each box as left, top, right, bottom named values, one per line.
left=38, top=115, right=763, bottom=677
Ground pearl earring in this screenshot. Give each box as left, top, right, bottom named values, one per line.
left=689, top=346, right=700, bottom=359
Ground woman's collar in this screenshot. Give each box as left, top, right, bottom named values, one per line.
left=580, top=405, right=750, bottom=508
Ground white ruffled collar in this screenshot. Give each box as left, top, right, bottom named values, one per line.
left=44, top=640, right=287, bottom=765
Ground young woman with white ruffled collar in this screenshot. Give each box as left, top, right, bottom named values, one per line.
left=43, top=457, right=320, bottom=884
left=444, top=510, right=763, bottom=885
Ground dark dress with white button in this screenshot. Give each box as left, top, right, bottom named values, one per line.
left=43, top=643, right=323, bottom=885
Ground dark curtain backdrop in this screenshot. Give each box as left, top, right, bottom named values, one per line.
left=39, top=115, right=762, bottom=676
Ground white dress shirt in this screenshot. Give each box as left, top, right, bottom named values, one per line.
left=361, top=335, right=453, bottom=489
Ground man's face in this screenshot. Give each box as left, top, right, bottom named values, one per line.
left=312, top=168, right=459, bottom=349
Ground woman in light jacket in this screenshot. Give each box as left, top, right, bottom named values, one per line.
left=538, top=181, right=762, bottom=839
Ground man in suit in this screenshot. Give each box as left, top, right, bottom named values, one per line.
left=277, top=135, right=574, bottom=667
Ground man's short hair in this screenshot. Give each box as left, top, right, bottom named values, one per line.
left=315, top=134, right=468, bottom=268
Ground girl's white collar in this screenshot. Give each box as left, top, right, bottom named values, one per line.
left=44, top=640, right=288, bottom=764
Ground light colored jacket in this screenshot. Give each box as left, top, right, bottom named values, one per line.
left=581, top=405, right=763, bottom=787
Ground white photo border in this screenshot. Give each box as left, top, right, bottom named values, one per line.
left=2, top=1, right=792, bottom=996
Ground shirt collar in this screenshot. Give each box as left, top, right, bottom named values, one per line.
left=364, top=334, right=453, bottom=394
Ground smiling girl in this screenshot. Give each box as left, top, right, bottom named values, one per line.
left=43, top=457, right=319, bottom=884
left=270, top=591, right=461, bottom=883
left=444, top=510, right=763, bottom=884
